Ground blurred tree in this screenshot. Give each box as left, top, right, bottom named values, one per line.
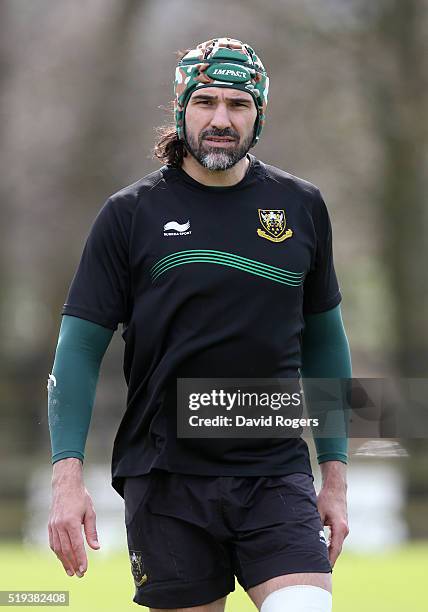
left=0, top=0, right=13, bottom=349
left=0, top=0, right=29, bottom=541
left=47, top=0, right=147, bottom=324
left=358, top=0, right=428, bottom=537
left=0, top=0, right=148, bottom=540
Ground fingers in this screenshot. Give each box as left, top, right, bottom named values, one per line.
left=49, top=519, right=87, bottom=577
left=49, top=523, right=71, bottom=575
left=49, top=523, right=76, bottom=576
left=48, top=523, right=54, bottom=552
left=328, top=519, right=349, bottom=567
left=48, top=483, right=98, bottom=578
left=57, top=528, right=80, bottom=576
left=69, top=523, right=89, bottom=574
left=83, top=507, right=100, bottom=550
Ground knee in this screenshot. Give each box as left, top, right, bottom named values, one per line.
left=260, top=585, right=332, bottom=612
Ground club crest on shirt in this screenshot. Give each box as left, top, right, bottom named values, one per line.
left=257, top=209, right=293, bottom=243
left=129, top=550, right=148, bottom=587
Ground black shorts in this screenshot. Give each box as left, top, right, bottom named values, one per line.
left=124, top=470, right=332, bottom=608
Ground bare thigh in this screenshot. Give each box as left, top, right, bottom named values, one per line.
left=150, top=595, right=227, bottom=612
left=247, top=572, right=332, bottom=610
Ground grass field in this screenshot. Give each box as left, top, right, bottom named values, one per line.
left=1, top=542, right=427, bottom=611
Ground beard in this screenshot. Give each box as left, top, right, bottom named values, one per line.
left=184, top=126, right=254, bottom=171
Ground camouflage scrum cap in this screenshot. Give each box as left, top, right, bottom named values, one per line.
left=174, top=37, right=269, bottom=146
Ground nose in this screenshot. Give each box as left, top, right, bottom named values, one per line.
left=210, top=102, right=232, bottom=130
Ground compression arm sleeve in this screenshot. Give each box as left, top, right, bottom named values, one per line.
left=301, top=304, right=352, bottom=464
left=47, top=315, right=114, bottom=464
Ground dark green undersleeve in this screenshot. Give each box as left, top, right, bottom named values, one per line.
left=48, top=315, right=113, bottom=464
left=301, top=304, right=352, bottom=464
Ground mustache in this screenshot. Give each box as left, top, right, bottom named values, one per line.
left=201, top=129, right=238, bottom=140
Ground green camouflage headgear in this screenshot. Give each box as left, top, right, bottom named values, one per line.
left=174, top=37, right=269, bottom=146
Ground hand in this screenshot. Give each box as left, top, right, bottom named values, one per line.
left=48, top=458, right=100, bottom=577
left=317, top=461, right=349, bottom=568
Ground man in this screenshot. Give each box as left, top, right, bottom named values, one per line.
left=48, top=37, right=351, bottom=612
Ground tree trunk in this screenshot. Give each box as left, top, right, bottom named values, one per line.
left=361, top=0, right=428, bottom=538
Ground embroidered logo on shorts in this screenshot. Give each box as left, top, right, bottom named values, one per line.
left=129, top=550, right=148, bottom=586
left=257, top=209, right=293, bottom=243
left=319, top=530, right=328, bottom=546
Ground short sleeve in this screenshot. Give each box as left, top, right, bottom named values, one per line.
left=303, top=190, right=342, bottom=315
left=62, top=197, right=131, bottom=330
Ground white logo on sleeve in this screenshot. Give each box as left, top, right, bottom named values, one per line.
left=163, top=220, right=191, bottom=236
left=47, top=373, right=57, bottom=391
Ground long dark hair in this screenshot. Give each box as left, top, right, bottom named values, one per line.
left=152, top=50, right=190, bottom=168
left=152, top=101, right=188, bottom=168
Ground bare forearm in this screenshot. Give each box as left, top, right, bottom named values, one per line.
left=52, top=457, right=84, bottom=487
left=320, top=460, right=347, bottom=490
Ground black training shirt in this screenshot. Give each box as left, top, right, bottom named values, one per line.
left=62, top=154, right=342, bottom=498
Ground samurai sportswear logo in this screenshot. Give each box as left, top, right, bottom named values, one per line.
left=319, top=530, right=328, bottom=546
left=164, top=219, right=192, bottom=236
left=129, top=550, right=148, bottom=586
left=257, top=209, right=293, bottom=243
